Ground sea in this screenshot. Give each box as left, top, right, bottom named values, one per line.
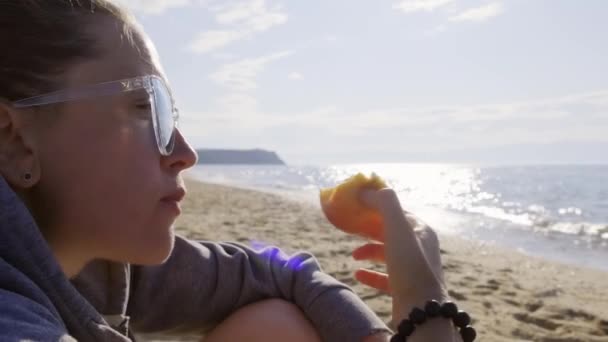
left=186, top=163, right=608, bottom=272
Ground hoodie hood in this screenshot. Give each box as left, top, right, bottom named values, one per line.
left=0, top=176, right=128, bottom=341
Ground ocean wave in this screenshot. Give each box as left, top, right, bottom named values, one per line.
left=534, top=221, right=608, bottom=241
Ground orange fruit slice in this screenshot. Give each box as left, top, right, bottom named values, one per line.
left=319, top=173, right=387, bottom=240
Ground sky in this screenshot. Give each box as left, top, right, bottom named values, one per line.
left=115, top=0, right=608, bottom=165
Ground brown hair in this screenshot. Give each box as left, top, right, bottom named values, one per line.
left=0, top=0, right=134, bottom=102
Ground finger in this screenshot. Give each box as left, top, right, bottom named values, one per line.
left=359, top=188, right=381, bottom=209
left=362, top=190, right=438, bottom=292
left=359, top=188, right=422, bottom=255
left=404, top=212, right=435, bottom=232
left=352, top=242, right=386, bottom=262
left=357, top=226, right=385, bottom=243
left=404, top=212, right=420, bottom=228
left=354, top=269, right=391, bottom=294
left=359, top=188, right=429, bottom=263
left=374, top=190, right=420, bottom=245
left=415, top=225, right=444, bottom=283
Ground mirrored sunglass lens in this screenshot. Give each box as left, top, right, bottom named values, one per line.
left=152, top=78, right=175, bottom=152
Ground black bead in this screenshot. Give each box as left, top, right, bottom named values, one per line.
left=424, top=300, right=442, bottom=318
left=453, top=310, right=471, bottom=328
left=397, top=319, right=416, bottom=336
left=409, top=307, right=427, bottom=324
left=440, top=301, right=458, bottom=318
left=460, top=326, right=477, bottom=342
left=390, top=332, right=406, bottom=342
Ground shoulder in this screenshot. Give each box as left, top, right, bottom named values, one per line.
left=0, top=288, right=74, bottom=341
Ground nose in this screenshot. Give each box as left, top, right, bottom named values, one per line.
left=162, top=129, right=198, bottom=172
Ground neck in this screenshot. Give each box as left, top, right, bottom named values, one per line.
left=18, top=189, right=91, bottom=278
left=54, top=250, right=89, bottom=278
left=45, top=235, right=91, bottom=278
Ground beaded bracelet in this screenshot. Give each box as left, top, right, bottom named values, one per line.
left=390, top=300, right=477, bottom=342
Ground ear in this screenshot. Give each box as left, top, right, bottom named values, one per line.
left=0, top=102, right=41, bottom=189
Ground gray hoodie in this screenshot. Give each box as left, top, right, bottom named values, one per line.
left=0, top=176, right=390, bottom=341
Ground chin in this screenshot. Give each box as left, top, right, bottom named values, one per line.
left=129, top=230, right=176, bottom=265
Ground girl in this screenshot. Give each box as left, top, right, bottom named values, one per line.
left=0, top=1, right=459, bottom=341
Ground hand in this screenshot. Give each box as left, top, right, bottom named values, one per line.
left=353, top=188, right=448, bottom=326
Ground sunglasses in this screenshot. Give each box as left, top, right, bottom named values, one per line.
left=12, top=75, right=178, bottom=156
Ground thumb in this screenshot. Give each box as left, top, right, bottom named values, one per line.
left=359, top=189, right=431, bottom=288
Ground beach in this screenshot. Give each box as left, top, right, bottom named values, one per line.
left=147, top=178, right=608, bottom=341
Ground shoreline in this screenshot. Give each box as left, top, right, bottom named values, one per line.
left=163, top=178, right=608, bottom=341
left=185, top=170, right=608, bottom=273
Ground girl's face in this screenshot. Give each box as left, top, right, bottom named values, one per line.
left=30, top=17, right=198, bottom=272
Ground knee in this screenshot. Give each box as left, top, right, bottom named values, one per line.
left=243, top=298, right=304, bottom=317
left=206, top=299, right=321, bottom=342
left=229, top=298, right=314, bottom=331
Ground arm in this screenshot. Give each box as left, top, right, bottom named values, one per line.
left=355, top=189, right=464, bottom=342
left=361, top=291, right=461, bottom=342
left=127, top=235, right=390, bottom=341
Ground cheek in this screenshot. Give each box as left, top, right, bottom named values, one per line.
left=42, top=109, right=152, bottom=201
left=38, top=106, right=172, bottom=261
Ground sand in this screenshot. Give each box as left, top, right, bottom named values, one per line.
left=144, top=179, right=608, bottom=341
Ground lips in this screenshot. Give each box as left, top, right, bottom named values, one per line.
left=161, top=188, right=186, bottom=203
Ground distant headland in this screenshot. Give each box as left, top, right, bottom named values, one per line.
left=195, top=149, right=286, bottom=165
